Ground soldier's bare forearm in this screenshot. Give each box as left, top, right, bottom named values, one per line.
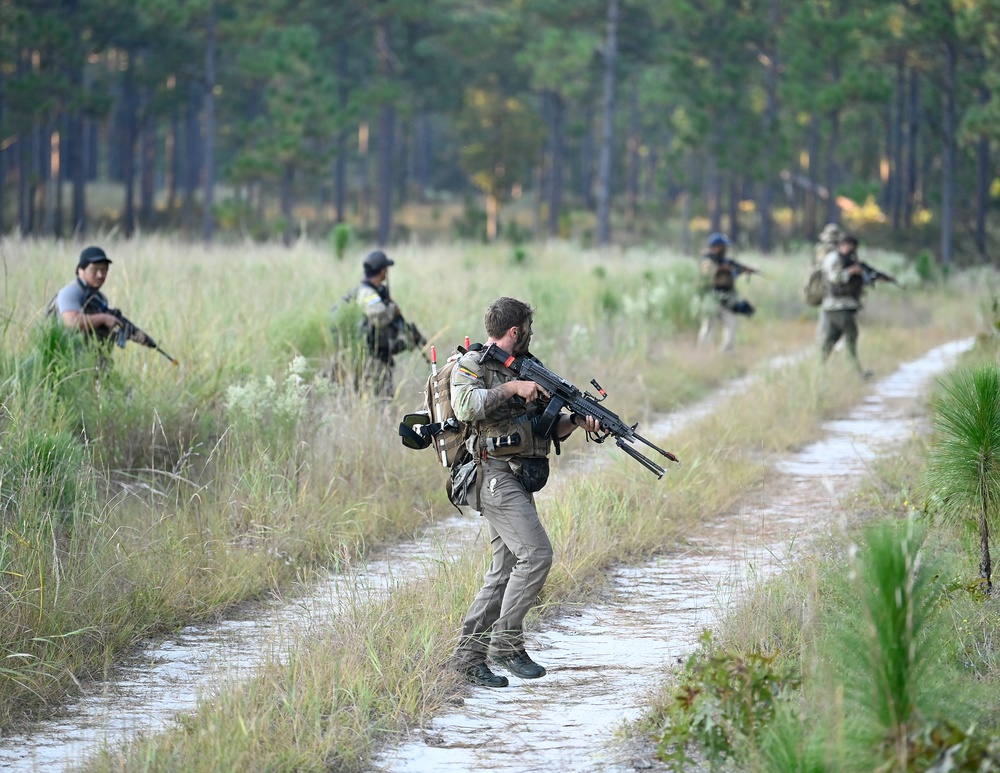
left=482, top=384, right=513, bottom=415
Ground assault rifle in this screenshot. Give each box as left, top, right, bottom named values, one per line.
left=482, top=344, right=680, bottom=478
left=85, top=296, right=178, bottom=364
left=859, top=261, right=900, bottom=287
left=725, top=257, right=765, bottom=278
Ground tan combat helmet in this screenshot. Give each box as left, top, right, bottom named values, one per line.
left=819, top=222, right=843, bottom=242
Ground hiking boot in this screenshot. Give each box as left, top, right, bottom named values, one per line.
left=463, top=662, right=508, bottom=688
left=491, top=650, right=546, bottom=679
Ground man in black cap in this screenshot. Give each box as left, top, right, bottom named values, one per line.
left=46, top=245, right=149, bottom=348
left=338, top=250, right=420, bottom=398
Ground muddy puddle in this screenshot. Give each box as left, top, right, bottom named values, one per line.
left=0, top=341, right=970, bottom=771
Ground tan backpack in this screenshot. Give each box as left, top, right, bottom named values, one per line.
left=398, top=343, right=478, bottom=468
left=803, top=268, right=824, bottom=307
left=398, top=343, right=482, bottom=516
left=426, top=345, right=477, bottom=467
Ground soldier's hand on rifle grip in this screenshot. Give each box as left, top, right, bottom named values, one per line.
left=508, top=379, right=548, bottom=404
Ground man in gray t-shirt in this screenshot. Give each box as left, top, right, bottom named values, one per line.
left=47, top=246, right=149, bottom=347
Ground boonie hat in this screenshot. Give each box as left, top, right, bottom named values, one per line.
left=363, top=250, right=394, bottom=273
left=78, top=245, right=112, bottom=268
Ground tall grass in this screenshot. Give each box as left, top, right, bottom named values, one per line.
left=0, top=235, right=984, bottom=745
left=81, top=297, right=979, bottom=772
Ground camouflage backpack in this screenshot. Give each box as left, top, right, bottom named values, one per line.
left=803, top=268, right=824, bottom=307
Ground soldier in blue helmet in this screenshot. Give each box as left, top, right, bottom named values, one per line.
left=697, top=233, right=755, bottom=351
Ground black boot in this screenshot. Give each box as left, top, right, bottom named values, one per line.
left=463, top=662, right=508, bottom=688
left=491, top=650, right=546, bottom=679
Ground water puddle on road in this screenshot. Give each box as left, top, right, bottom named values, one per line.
left=373, top=339, right=973, bottom=773
left=0, top=341, right=970, bottom=772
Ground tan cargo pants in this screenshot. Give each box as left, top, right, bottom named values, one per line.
left=451, top=461, right=553, bottom=667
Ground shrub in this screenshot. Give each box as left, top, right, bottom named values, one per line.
left=329, top=223, right=353, bottom=261
left=655, top=630, right=800, bottom=771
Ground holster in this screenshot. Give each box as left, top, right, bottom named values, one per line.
left=512, top=457, right=549, bottom=493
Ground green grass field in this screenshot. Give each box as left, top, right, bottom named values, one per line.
left=0, top=235, right=993, bottom=770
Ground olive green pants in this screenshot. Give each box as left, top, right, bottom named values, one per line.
left=451, top=463, right=553, bottom=668
left=820, top=308, right=862, bottom=372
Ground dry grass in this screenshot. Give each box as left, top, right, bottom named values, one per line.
left=0, top=234, right=988, bottom=766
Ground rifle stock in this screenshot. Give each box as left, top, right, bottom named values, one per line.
left=482, top=344, right=679, bottom=478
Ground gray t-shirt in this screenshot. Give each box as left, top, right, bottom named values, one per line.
left=49, top=278, right=107, bottom=317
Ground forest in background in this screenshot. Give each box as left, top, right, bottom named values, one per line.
left=5, top=0, right=1000, bottom=261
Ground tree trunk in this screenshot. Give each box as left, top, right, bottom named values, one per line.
left=905, top=69, right=919, bottom=226
left=140, top=108, right=155, bottom=227
left=759, top=17, right=778, bottom=254
left=122, top=58, right=137, bottom=238
left=202, top=0, right=217, bottom=242
left=709, top=162, right=722, bottom=234
left=281, top=161, right=294, bottom=246
left=940, top=37, right=956, bottom=266
left=334, top=43, right=348, bottom=223
left=889, top=61, right=904, bottom=231
left=825, top=107, right=841, bottom=224
left=980, top=497, right=993, bottom=595
left=54, top=122, right=64, bottom=237
left=166, top=109, right=179, bottom=213
left=397, top=114, right=408, bottom=206
left=626, top=79, right=639, bottom=227
left=376, top=20, right=393, bottom=246
left=976, top=86, right=989, bottom=258
left=18, top=120, right=30, bottom=235
left=416, top=112, right=430, bottom=203
left=41, top=123, right=54, bottom=236
left=377, top=104, right=394, bottom=246
left=806, top=114, right=820, bottom=238
left=182, top=83, right=200, bottom=234
left=681, top=153, right=694, bottom=255
left=596, top=0, right=619, bottom=246
left=727, top=173, right=740, bottom=244
left=69, top=19, right=86, bottom=236
left=358, top=121, right=369, bottom=229
left=69, top=108, right=85, bottom=235
left=486, top=193, right=498, bottom=242
left=549, top=91, right=564, bottom=238
left=581, top=101, right=595, bottom=211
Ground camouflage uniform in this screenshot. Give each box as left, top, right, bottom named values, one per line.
left=813, top=223, right=843, bottom=344
left=350, top=279, right=401, bottom=398
left=449, top=348, right=554, bottom=668
left=819, top=248, right=866, bottom=373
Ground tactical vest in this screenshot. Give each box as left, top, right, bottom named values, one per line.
left=465, top=350, right=551, bottom=460
left=829, top=254, right=865, bottom=301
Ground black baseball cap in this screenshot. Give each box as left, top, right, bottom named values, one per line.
left=363, top=250, right=394, bottom=275
left=78, top=246, right=112, bottom=268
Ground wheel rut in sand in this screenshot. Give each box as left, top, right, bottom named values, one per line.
left=1, top=342, right=967, bottom=772
left=373, top=340, right=972, bottom=773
